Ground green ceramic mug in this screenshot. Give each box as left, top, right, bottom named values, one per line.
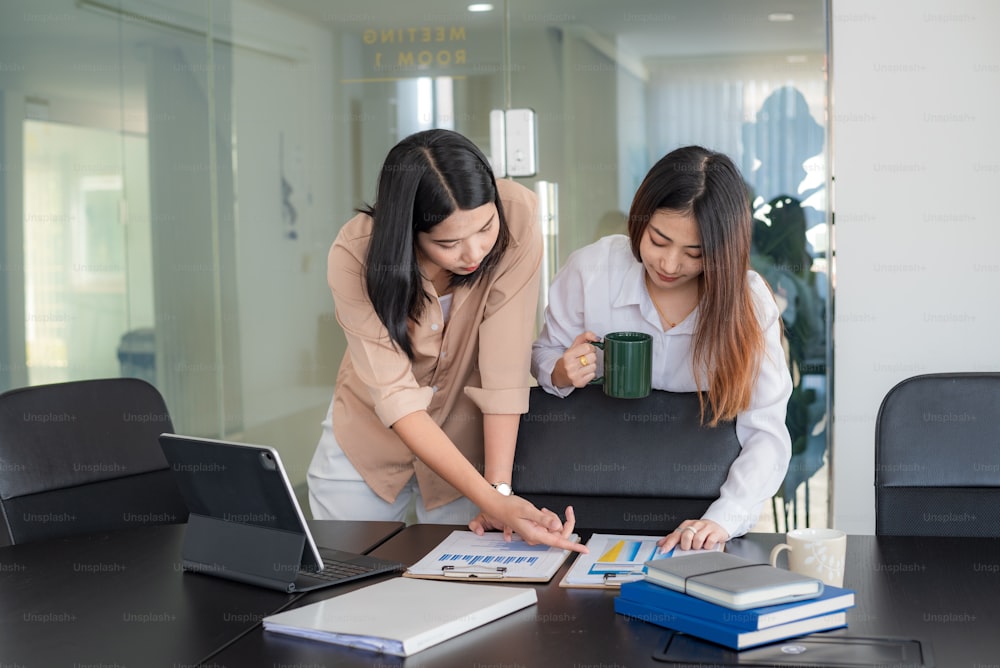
left=590, top=331, right=653, bottom=399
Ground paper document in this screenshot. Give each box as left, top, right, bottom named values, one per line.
left=404, top=530, right=578, bottom=581
left=561, top=533, right=721, bottom=588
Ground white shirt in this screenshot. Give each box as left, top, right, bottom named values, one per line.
left=531, top=235, right=792, bottom=537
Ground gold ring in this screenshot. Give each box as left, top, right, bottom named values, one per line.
left=579, top=355, right=588, bottom=366
left=683, top=526, right=698, bottom=535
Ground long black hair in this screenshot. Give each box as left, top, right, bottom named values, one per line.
left=363, top=129, right=510, bottom=359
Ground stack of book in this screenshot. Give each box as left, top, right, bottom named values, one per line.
left=614, top=551, right=855, bottom=650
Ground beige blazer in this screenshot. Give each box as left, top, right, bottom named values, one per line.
left=328, top=179, right=542, bottom=509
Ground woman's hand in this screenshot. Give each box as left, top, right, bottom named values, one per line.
left=551, top=331, right=601, bottom=389
left=469, top=499, right=587, bottom=554
left=468, top=511, right=513, bottom=541
left=657, top=519, right=729, bottom=552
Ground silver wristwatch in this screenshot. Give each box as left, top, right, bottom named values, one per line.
left=491, top=481, right=513, bottom=496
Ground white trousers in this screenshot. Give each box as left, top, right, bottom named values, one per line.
left=307, top=402, right=478, bottom=525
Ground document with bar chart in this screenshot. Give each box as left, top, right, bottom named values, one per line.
left=560, top=534, right=720, bottom=589
left=404, top=530, right=579, bottom=582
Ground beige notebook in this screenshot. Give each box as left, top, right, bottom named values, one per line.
left=262, top=577, right=537, bottom=656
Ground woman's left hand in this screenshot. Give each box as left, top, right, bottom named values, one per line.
left=657, top=519, right=729, bottom=552
left=469, top=512, right=513, bottom=541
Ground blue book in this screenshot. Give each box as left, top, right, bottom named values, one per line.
left=619, top=579, right=855, bottom=631
left=614, top=597, right=848, bottom=651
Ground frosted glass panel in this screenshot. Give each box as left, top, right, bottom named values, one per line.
left=22, top=120, right=152, bottom=386
left=1, top=0, right=830, bottom=519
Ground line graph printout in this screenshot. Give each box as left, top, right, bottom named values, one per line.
left=405, top=530, right=578, bottom=581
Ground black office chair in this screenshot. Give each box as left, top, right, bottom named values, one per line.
left=875, top=372, right=1000, bottom=536
left=0, top=378, right=189, bottom=546
left=512, top=385, right=741, bottom=533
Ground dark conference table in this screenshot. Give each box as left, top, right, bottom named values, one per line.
left=207, top=523, right=1000, bottom=667
left=4, top=522, right=1000, bottom=667
left=0, top=519, right=404, bottom=667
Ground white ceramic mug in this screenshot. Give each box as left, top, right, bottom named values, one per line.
left=769, top=528, right=846, bottom=587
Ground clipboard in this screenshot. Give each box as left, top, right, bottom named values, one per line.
left=403, top=530, right=579, bottom=583
left=559, top=533, right=721, bottom=589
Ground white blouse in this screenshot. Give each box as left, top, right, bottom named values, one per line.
left=531, top=235, right=793, bottom=537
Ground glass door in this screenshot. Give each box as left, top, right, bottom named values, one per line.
left=1, top=0, right=830, bottom=526
left=290, top=0, right=830, bottom=530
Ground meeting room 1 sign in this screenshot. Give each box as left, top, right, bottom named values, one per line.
left=344, top=21, right=498, bottom=82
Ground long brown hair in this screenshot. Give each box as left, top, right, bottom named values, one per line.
left=627, top=146, right=764, bottom=425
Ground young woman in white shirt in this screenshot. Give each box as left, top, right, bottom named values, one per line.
left=531, top=145, right=792, bottom=551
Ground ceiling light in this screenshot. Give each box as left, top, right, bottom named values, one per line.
left=468, top=3, right=494, bottom=11
left=768, top=12, right=795, bottom=22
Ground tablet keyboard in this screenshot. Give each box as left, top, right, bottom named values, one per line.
left=306, top=558, right=374, bottom=582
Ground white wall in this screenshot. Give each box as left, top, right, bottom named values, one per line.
left=831, top=0, right=1000, bottom=533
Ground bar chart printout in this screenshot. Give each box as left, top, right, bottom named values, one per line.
left=560, top=534, right=721, bottom=587
left=403, top=530, right=578, bottom=581
left=589, top=537, right=662, bottom=575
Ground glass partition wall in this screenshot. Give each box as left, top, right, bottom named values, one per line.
left=0, top=0, right=829, bottom=529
